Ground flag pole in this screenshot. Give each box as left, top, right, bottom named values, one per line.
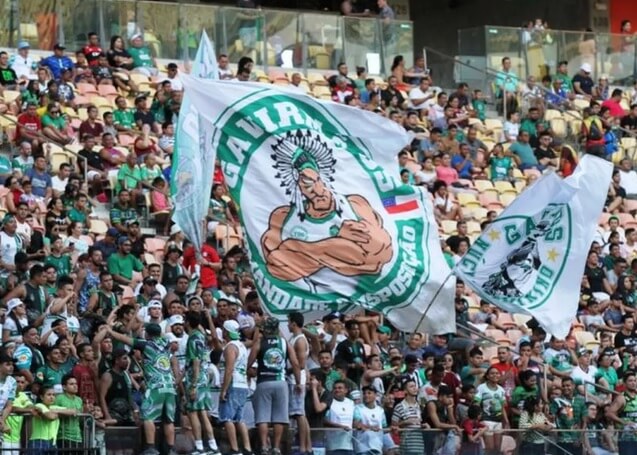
left=412, top=270, right=455, bottom=333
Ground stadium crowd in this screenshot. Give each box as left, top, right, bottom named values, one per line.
left=2, top=8, right=637, bottom=455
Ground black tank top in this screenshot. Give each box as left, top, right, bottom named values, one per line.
left=256, top=335, right=287, bottom=383
left=106, top=369, right=131, bottom=405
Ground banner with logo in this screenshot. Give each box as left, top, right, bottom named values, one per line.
left=455, top=155, right=612, bottom=338
left=171, top=31, right=219, bottom=253
left=180, top=75, right=456, bottom=334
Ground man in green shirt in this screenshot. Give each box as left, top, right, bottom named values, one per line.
left=109, top=189, right=138, bottom=234
left=107, top=236, right=144, bottom=286
left=54, top=374, right=83, bottom=452
left=107, top=323, right=179, bottom=455
left=68, top=193, right=90, bottom=224
left=113, top=96, right=136, bottom=132
left=554, top=60, right=574, bottom=93
left=0, top=152, right=12, bottom=184
left=35, top=347, right=65, bottom=396
left=5, top=372, right=33, bottom=452
left=117, top=153, right=142, bottom=193
left=128, top=33, right=158, bottom=77
left=549, top=377, right=585, bottom=449
left=44, top=236, right=72, bottom=277
left=41, top=103, right=73, bottom=144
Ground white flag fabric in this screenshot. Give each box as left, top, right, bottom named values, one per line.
left=171, top=31, right=218, bottom=252
left=455, top=155, right=613, bottom=338
left=180, top=75, right=456, bottom=334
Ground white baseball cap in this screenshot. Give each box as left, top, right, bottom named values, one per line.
left=580, top=63, right=592, bottom=73
left=223, top=319, right=241, bottom=340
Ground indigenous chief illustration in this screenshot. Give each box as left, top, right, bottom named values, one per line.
left=261, top=130, right=393, bottom=290
left=482, top=206, right=562, bottom=298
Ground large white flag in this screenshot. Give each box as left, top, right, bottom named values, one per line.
left=455, top=155, right=612, bottom=338
left=171, top=31, right=218, bottom=252
left=180, top=75, right=456, bottom=334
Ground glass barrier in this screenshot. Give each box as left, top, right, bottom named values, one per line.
left=458, top=25, right=637, bottom=93
left=342, top=16, right=382, bottom=75
left=221, top=6, right=266, bottom=67
left=0, top=0, right=414, bottom=76
left=178, top=4, right=220, bottom=61
left=383, top=20, right=414, bottom=75
left=300, top=12, right=342, bottom=72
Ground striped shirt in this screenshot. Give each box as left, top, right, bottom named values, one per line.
left=392, top=399, right=424, bottom=454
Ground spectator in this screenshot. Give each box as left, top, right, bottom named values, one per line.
left=509, top=130, right=540, bottom=170
left=0, top=51, right=19, bottom=88
left=128, top=34, right=158, bottom=77
left=573, top=63, right=595, bottom=98
left=25, top=155, right=52, bottom=201
left=79, top=105, right=105, bottom=138
left=601, top=88, right=628, bottom=118
left=533, top=131, right=558, bottom=168
left=494, top=57, right=519, bottom=114
left=218, top=54, right=234, bottom=80
left=40, top=44, right=74, bottom=81
left=41, top=103, right=73, bottom=144
left=10, top=41, right=36, bottom=81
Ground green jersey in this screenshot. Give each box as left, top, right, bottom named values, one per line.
left=35, top=365, right=65, bottom=394
left=185, top=329, right=208, bottom=387
left=550, top=395, right=585, bottom=442
left=5, top=391, right=32, bottom=443
left=44, top=254, right=72, bottom=278
left=133, top=337, right=176, bottom=393
left=490, top=156, right=512, bottom=181
left=54, top=393, right=83, bottom=442
left=113, top=109, right=135, bottom=129
left=128, top=46, right=154, bottom=69
left=30, top=403, right=63, bottom=442
left=68, top=207, right=87, bottom=224
left=620, top=391, right=637, bottom=441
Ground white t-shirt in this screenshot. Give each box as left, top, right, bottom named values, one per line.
left=163, top=76, right=183, bottom=92
left=408, top=86, right=436, bottom=111
left=353, top=403, right=386, bottom=454
left=571, top=365, right=598, bottom=395
left=133, top=282, right=167, bottom=299
left=502, top=121, right=520, bottom=142
left=51, top=176, right=68, bottom=194
left=620, top=169, right=637, bottom=195
left=326, top=397, right=355, bottom=451
left=10, top=55, right=36, bottom=79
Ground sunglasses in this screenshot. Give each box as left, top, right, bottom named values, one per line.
left=50, top=111, right=60, bottom=114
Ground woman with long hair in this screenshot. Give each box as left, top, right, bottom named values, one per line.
left=45, top=197, right=70, bottom=239
left=2, top=298, right=28, bottom=344
left=518, top=396, right=552, bottom=455
left=582, top=402, right=618, bottom=455
left=559, top=145, right=578, bottom=177
left=474, top=367, right=509, bottom=455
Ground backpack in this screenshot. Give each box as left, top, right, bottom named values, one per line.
left=583, top=116, right=604, bottom=141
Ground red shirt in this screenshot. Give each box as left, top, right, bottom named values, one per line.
left=183, top=243, right=221, bottom=288
left=601, top=99, right=625, bottom=118
left=17, top=112, right=41, bottom=136
left=213, top=165, right=224, bottom=185
left=79, top=120, right=104, bottom=139
left=83, top=44, right=103, bottom=66
left=72, top=363, right=97, bottom=407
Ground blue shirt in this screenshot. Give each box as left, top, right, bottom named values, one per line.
left=451, top=154, right=473, bottom=178
left=40, top=55, right=74, bottom=80
left=25, top=168, right=52, bottom=198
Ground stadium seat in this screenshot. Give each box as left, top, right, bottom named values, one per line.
left=466, top=221, right=481, bottom=235
left=493, top=181, right=515, bottom=194
left=457, top=179, right=475, bottom=189
left=98, top=84, right=120, bottom=101
left=312, top=86, right=331, bottom=98
left=544, top=109, right=562, bottom=121
left=573, top=98, right=589, bottom=110
left=307, top=73, right=328, bottom=87
left=507, top=329, right=523, bottom=344
left=574, top=331, right=595, bottom=347
left=77, top=83, right=99, bottom=96
left=474, top=180, right=494, bottom=192
left=512, top=313, right=532, bottom=327
left=624, top=199, right=637, bottom=213
left=441, top=220, right=457, bottom=235
left=618, top=213, right=634, bottom=226
left=598, top=212, right=611, bottom=227
left=500, top=193, right=517, bottom=207
left=550, top=116, right=568, bottom=138
left=2, top=90, right=20, bottom=104
left=523, top=168, right=542, bottom=180
left=469, top=206, right=488, bottom=221
left=456, top=193, right=480, bottom=207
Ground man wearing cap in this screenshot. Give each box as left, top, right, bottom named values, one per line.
left=219, top=317, right=251, bottom=455
left=137, top=276, right=159, bottom=307
left=135, top=263, right=167, bottom=299
left=40, top=44, right=74, bottom=80
left=94, top=227, right=119, bottom=261
left=165, top=314, right=187, bottom=372
left=128, top=34, right=158, bottom=77
left=107, top=236, right=144, bottom=286
left=10, top=41, right=36, bottom=81
left=572, top=347, right=600, bottom=402
left=107, top=323, right=179, bottom=455
left=183, top=311, right=220, bottom=455
left=248, top=317, right=302, bottom=455
left=126, top=219, right=145, bottom=258
left=573, top=63, right=595, bottom=99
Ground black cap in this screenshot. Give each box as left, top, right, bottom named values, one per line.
left=611, top=292, right=624, bottom=301
left=404, top=354, right=419, bottom=365
left=143, top=276, right=157, bottom=286
left=135, top=94, right=147, bottom=104
left=53, top=43, right=66, bottom=50
left=601, top=347, right=616, bottom=357
left=112, top=348, right=128, bottom=359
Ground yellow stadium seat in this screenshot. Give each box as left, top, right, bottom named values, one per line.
left=493, top=181, right=515, bottom=193
left=441, top=220, right=457, bottom=235
left=466, top=221, right=481, bottom=235
left=456, top=192, right=479, bottom=207
left=500, top=193, right=517, bottom=207
left=474, top=180, right=494, bottom=192
left=89, top=218, right=108, bottom=236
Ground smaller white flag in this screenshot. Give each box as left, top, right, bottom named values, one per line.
left=455, top=155, right=613, bottom=338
